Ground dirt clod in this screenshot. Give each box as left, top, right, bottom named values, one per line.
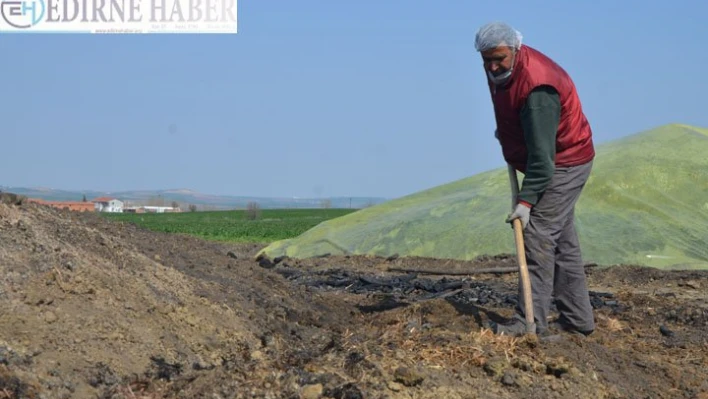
left=501, top=370, right=517, bottom=386
left=387, top=381, right=403, bottom=391
left=300, top=383, right=323, bottom=399
left=660, top=324, right=675, bottom=337
left=324, top=382, right=364, bottom=399
left=545, top=358, right=574, bottom=378
left=394, top=366, right=425, bottom=387
left=484, top=357, right=508, bottom=377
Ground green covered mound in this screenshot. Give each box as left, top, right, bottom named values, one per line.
left=260, top=124, right=708, bottom=269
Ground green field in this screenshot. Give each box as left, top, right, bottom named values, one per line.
left=104, top=208, right=357, bottom=243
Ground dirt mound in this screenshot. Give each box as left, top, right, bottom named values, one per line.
left=0, top=202, right=348, bottom=398
left=1, top=200, right=707, bottom=399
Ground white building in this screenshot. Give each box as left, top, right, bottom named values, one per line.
left=139, top=206, right=179, bottom=213
left=122, top=205, right=181, bottom=213
left=92, top=197, right=124, bottom=213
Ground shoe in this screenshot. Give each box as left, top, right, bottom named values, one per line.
left=539, top=333, right=564, bottom=343
left=549, top=320, right=593, bottom=337
left=488, top=319, right=532, bottom=337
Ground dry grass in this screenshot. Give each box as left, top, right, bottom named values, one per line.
left=0, top=193, right=26, bottom=206
left=596, top=314, right=625, bottom=333
left=102, top=379, right=161, bottom=399
left=0, top=365, right=41, bottom=399
left=344, top=302, right=536, bottom=372
left=396, top=334, right=487, bottom=368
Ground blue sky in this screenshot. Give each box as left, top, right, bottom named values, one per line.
left=2, top=0, right=706, bottom=199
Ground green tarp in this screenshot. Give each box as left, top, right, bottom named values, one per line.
left=260, top=124, right=708, bottom=269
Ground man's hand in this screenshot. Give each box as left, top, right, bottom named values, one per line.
left=506, top=202, right=531, bottom=229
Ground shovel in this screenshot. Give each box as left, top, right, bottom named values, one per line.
left=507, top=164, right=536, bottom=335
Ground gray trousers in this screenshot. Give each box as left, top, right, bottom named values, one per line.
left=515, top=161, right=595, bottom=333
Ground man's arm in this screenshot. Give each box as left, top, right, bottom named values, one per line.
left=517, top=85, right=561, bottom=206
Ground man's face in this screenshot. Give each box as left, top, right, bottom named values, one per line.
left=481, top=46, right=515, bottom=77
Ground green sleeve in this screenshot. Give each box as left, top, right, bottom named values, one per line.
left=517, top=85, right=560, bottom=206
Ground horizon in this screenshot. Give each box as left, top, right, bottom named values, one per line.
left=3, top=121, right=702, bottom=199
left=1, top=185, right=391, bottom=199
left=2, top=121, right=704, bottom=200
left=3, top=1, right=707, bottom=198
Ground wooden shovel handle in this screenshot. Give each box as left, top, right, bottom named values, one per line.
left=513, top=218, right=536, bottom=334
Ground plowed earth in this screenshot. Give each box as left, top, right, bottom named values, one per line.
left=0, top=200, right=706, bottom=399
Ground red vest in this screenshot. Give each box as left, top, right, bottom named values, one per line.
left=490, top=45, right=595, bottom=172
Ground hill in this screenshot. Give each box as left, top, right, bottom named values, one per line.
left=259, top=124, right=708, bottom=269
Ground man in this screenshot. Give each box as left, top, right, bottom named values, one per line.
left=475, top=22, right=596, bottom=337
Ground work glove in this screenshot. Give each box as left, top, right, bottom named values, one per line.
left=506, top=202, right=531, bottom=230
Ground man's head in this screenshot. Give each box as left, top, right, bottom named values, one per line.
left=475, top=22, right=523, bottom=86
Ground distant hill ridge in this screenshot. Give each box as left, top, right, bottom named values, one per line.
left=0, top=187, right=388, bottom=210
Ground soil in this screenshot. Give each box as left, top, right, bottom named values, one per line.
left=0, top=199, right=706, bottom=399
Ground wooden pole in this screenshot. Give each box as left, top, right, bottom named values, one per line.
left=508, top=165, right=536, bottom=335
left=513, top=218, right=536, bottom=334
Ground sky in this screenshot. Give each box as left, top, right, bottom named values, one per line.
left=2, top=0, right=707, bottom=199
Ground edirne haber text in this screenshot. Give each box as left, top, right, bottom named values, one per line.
left=44, top=0, right=236, bottom=24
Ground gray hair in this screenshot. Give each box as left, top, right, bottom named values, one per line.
left=474, top=22, right=523, bottom=52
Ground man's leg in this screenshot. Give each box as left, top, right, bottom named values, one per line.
left=553, top=166, right=595, bottom=333
left=491, top=188, right=559, bottom=336
left=514, top=203, right=559, bottom=334
left=514, top=161, right=594, bottom=334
